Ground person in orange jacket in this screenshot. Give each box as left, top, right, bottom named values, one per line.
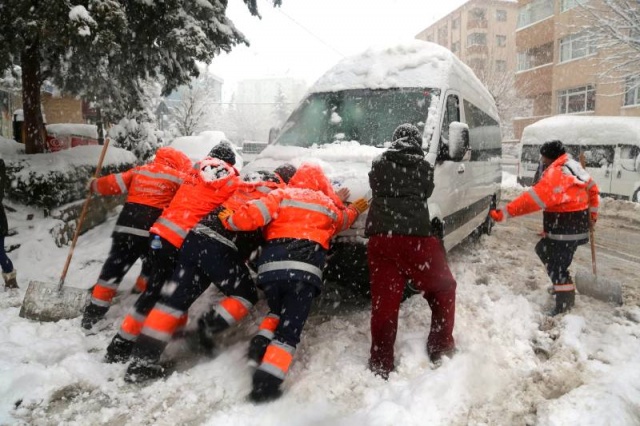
left=105, top=144, right=240, bottom=367
left=490, top=140, right=600, bottom=315
left=120, top=168, right=293, bottom=382
left=220, top=163, right=369, bottom=402
left=81, top=146, right=193, bottom=330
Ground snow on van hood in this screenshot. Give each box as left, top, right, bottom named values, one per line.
left=242, top=141, right=383, bottom=201
left=522, top=116, right=640, bottom=146
left=309, top=40, right=485, bottom=96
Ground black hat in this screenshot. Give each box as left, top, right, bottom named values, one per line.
left=392, top=123, right=421, bottom=148
left=208, top=141, right=236, bottom=165
left=274, top=163, right=297, bottom=184
left=540, top=140, right=566, bottom=160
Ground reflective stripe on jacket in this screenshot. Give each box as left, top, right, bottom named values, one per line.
left=224, top=165, right=358, bottom=249
left=506, top=153, right=600, bottom=240
left=150, top=158, right=239, bottom=248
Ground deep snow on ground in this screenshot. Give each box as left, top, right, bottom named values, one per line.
left=1, top=174, right=639, bottom=426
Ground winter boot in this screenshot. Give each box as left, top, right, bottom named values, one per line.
left=104, top=335, right=134, bottom=364
left=196, top=311, right=230, bottom=356
left=368, top=357, right=394, bottom=380
left=249, top=369, right=283, bottom=403
left=2, top=269, right=18, bottom=289
left=124, top=358, right=167, bottom=384
left=81, top=303, right=109, bottom=330
left=247, top=335, right=271, bottom=367
left=551, top=290, right=575, bottom=316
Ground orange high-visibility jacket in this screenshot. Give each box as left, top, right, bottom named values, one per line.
left=505, top=153, right=599, bottom=240
left=150, top=158, right=239, bottom=248
left=224, top=164, right=359, bottom=249
left=92, top=147, right=192, bottom=209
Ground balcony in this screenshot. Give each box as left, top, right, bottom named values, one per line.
left=516, top=63, right=553, bottom=98
left=467, top=19, right=488, bottom=30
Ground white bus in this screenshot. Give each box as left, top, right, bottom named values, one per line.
left=518, top=116, right=640, bottom=202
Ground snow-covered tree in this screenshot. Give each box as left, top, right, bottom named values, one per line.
left=0, top=0, right=281, bottom=154
left=273, top=85, right=290, bottom=126
left=574, top=0, right=640, bottom=81
left=169, top=74, right=221, bottom=137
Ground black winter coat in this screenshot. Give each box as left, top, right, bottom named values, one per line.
left=1, top=159, right=8, bottom=237
left=365, top=143, right=435, bottom=237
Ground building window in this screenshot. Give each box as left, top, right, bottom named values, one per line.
left=495, top=60, right=507, bottom=72
left=560, top=0, right=582, bottom=12
left=469, top=8, right=486, bottom=20
left=496, top=35, right=507, bottom=47
left=559, top=32, right=596, bottom=62
left=496, top=9, right=507, bottom=21
left=451, top=41, right=460, bottom=54
left=517, top=42, right=553, bottom=71
left=557, top=85, right=596, bottom=114
left=624, top=75, right=640, bottom=106
left=517, top=0, right=553, bottom=28
left=467, top=33, right=487, bottom=46
left=452, top=18, right=459, bottom=30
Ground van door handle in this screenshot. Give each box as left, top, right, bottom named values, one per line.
left=605, top=169, right=610, bottom=178
left=617, top=170, right=622, bottom=178
left=457, top=164, right=465, bottom=174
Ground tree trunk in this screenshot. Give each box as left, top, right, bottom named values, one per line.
left=21, top=37, right=46, bottom=154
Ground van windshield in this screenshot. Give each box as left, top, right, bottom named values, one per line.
left=275, top=88, right=440, bottom=148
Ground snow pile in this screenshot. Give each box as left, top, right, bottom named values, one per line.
left=46, top=124, right=98, bottom=139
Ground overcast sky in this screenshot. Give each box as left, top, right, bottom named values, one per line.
left=209, top=0, right=470, bottom=97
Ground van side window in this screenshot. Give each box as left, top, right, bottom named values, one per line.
left=463, top=99, right=501, bottom=160
left=620, top=145, right=640, bottom=160
left=583, top=145, right=614, bottom=168
left=439, top=95, right=460, bottom=160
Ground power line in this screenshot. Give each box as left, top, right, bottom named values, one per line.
left=273, top=4, right=346, bottom=58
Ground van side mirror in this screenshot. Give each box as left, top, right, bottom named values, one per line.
left=448, top=122, right=469, bottom=162
left=268, top=127, right=279, bottom=145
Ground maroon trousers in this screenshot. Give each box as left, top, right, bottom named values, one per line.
left=368, top=235, right=457, bottom=371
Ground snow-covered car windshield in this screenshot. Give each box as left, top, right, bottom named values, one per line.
left=275, top=88, right=439, bottom=148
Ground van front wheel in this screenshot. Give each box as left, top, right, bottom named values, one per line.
left=633, top=188, right=640, bottom=203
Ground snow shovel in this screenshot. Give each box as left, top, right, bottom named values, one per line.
left=19, top=139, right=111, bottom=321
left=574, top=154, right=623, bottom=306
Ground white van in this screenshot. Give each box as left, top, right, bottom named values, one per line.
left=518, top=116, right=640, bottom=202
left=242, top=40, right=502, bottom=292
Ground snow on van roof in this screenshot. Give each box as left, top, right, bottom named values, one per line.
left=169, top=131, right=243, bottom=168
left=309, top=40, right=489, bottom=96
left=522, top=115, right=640, bottom=146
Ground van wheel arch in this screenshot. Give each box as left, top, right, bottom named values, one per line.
left=480, top=194, right=498, bottom=235
left=633, top=188, right=640, bottom=203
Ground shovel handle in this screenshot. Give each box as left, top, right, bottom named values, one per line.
left=58, top=138, right=111, bottom=290
left=579, top=152, right=597, bottom=276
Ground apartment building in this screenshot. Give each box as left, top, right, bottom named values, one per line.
left=514, top=0, right=640, bottom=139
left=415, top=0, right=520, bottom=137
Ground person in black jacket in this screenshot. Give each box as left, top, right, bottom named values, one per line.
left=0, top=159, right=18, bottom=289
left=365, top=123, right=457, bottom=379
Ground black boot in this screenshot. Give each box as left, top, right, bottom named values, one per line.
left=551, top=291, right=575, bottom=316
left=124, top=358, right=167, bottom=383
left=247, top=335, right=271, bottom=367
left=81, top=304, right=109, bottom=330
left=249, top=369, right=283, bottom=403
left=104, top=335, right=134, bottom=363
left=196, top=311, right=230, bottom=356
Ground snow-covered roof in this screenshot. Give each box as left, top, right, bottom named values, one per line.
left=310, top=40, right=451, bottom=92
left=46, top=123, right=98, bottom=139
left=522, top=115, right=640, bottom=146
left=308, top=39, right=497, bottom=119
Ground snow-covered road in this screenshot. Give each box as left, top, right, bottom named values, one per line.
left=1, top=187, right=639, bottom=425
